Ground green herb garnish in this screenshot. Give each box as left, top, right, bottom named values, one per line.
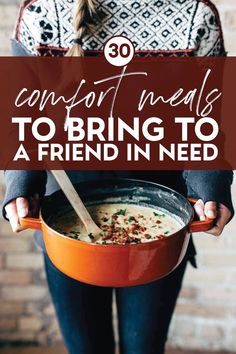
left=164, top=231, right=170, bottom=235
left=114, top=209, right=126, bottom=216
left=153, top=212, right=165, bottom=217
left=88, top=233, right=94, bottom=239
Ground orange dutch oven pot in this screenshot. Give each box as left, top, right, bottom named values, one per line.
left=20, top=179, right=213, bottom=287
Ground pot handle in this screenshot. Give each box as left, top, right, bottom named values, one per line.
left=188, top=198, right=214, bottom=233
left=19, top=217, right=42, bottom=230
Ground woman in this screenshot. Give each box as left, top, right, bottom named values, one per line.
left=3, top=0, right=234, bottom=353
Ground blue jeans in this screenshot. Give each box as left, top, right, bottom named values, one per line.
left=44, top=253, right=188, bottom=354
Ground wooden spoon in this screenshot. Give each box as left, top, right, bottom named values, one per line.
left=50, top=170, right=103, bottom=242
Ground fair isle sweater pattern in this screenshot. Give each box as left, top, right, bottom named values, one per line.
left=14, top=0, right=225, bottom=57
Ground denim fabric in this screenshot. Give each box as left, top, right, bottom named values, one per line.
left=44, top=253, right=188, bottom=354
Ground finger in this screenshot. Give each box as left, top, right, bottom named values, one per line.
left=16, top=197, right=29, bottom=218
left=206, top=225, right=222, bottom=236
left=193, top=199, right=205, bottom=221
left=207, top=204, right=231, bottom=236
left=204, top=201, right=217, bottom=219
left=5, top=201, right=22, bottom=233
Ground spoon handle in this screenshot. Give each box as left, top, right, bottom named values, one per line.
left=50, top=170, right=101, bottom=237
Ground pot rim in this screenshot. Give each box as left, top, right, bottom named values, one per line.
left=41, top=178, right=194, bottom=248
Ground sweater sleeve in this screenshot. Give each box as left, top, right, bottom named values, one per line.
left=184, top=4, right=234, bottom=219
left=183, top=170, right=234, bottom=219
left=189, top=1, right=226, bottom=56
left=12, top=0, right=38, bottom=56
left=2, top=19, right=48, bottom=220
left=2, top=170, right=47, bottom=220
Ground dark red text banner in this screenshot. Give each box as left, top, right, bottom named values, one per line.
left=0, top=56, right=235, bottom=170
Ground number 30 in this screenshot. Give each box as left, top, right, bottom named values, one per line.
left=108, top=43, right=131, bottom=58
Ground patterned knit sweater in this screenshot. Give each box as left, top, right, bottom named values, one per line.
left=14, top=0, right=226, bottom=57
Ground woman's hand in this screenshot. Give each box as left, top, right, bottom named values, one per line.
left=193, top=199, right=232, bottom=236
left=5, top=194, right=40, bottom=233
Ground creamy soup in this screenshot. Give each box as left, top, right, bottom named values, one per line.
left=52, top=204, right=183, bottom=245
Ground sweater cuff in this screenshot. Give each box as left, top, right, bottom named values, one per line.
left=2, top=170, right=47, bottom=220
left=183, top=170, right=234, bottom=221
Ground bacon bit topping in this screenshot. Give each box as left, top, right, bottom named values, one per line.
left=127, top=216, right=136, bottom=223
left=62, top=205, right=180, bottom=245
